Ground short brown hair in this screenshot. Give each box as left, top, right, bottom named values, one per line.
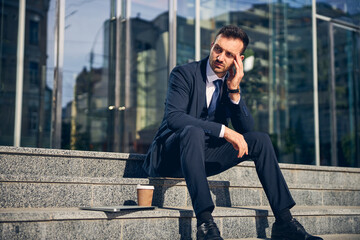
left=215, top=25, right=249, bottom=54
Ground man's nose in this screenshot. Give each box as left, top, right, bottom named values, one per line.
left=217, top=52, right=225, bottom=61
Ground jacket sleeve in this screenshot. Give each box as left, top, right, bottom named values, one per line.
left=164, top=67, right=222, bottom=137
left=227, top=97, right=254, bottom=134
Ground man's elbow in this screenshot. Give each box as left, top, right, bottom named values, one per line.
left=245, top=121, right=254, bottom=132
left=235, top=118, right=254, bottom=133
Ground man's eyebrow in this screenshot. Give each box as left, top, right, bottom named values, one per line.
left=215, top=43, right=239, bottom=56
left=226, top=50, right=238, bottom=57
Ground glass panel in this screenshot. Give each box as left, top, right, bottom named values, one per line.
left=0, top=1, right=53, bottom=147
left=0, top=0, right=18, bottom=145
left=21, top=0, right=56, bottom=147
left=317, top=19, right=360, bottom=167
left=177, top=0, right=195, bottom=65
left=317, top=0, right=360, bottom=26
left=120, top=0, right=169, bottom=153
left=21, top=0, right=53, bottom=148
left=199, top=0, right=315, bottom=164
left=60, top=0, right=111, bottom=151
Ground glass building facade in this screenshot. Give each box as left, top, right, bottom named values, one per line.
left=1, top=0, right=359, bottom=167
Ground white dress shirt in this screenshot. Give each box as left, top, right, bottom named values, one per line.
left=206, top=60, right=240, bottom=138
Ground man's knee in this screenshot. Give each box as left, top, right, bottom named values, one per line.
left=179, top=126, right=206, bottom=168
left=256, top=132, right=272, bottom=145
left=245, top=131, right=273, bottom=151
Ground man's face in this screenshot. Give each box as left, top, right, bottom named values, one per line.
left=209, top=34, right=244, bottom=78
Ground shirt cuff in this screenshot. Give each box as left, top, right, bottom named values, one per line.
left=219, top=124, right=225, bottom=138
left=228, top=93, right=241, bottom=105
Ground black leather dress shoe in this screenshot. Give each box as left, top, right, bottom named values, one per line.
left=271, top=218, right=323, bottom=240
left=196, top=218, right=223, bottom=240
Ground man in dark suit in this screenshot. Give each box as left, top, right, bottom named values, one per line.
left=143, top=25, right=322, bottom=240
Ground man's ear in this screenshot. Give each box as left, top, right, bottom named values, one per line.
left=240, top=55, right=245, bottom=61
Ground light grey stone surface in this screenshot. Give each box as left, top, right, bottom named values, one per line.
left=1, top=146, right=360, bottom=238
left=153, top=185, right=188, bottom=207
left=290, top=189, right=324, bottom=206
left=0, top=182, right=92, bottom=208
left=228, top=188, right=263, bottom=207
left=122, top=218, right=190, bottom=239
left=0, top=219, right=124, bottom=240
left=1, top=206, right=359, bottom=239
left=323, top=191, right=360, bottom=206
left=1, top=177, right=360, bottom=209
left=92, top=184, right=138, bottom=206
left=222, top=217, right=258, bottom=238
left=2, top=146, right=359, bottom=188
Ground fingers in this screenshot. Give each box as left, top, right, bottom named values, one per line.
left=228, top=65, right=234, bottom=78
left=235, top=54, right=243, bottom=70
left=224, top=127, right=248, bottom=158
left=228, top=55, right=243, bottom=87
left=234, top=55, right=244, bottom=79
left=237, top=136, right=248, bottom=158
left=233, top=134, right=248, bottom=158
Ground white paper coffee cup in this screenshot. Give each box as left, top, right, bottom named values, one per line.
left=136, top=184, right=154, bottom=206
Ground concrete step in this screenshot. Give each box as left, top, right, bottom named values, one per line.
left=1, top=146, right=360, bottom=209
left=2, top=146, right=360, bottom=190
left=1, top=206, right=359, bottom=239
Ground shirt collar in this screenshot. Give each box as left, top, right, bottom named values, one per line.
left=206, top=59, right=226, bottom=83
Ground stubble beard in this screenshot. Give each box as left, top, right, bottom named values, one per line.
left=210, top=59, right=229, bottom=77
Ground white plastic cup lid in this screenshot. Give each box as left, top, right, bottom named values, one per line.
left=136, top=184, right=154, bottom=190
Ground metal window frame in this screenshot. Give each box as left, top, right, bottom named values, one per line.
left=169, top=0, right=177, bottom=70
left=312, top=0, right=320, bottom=166
left=14, top=0, right=26, bottom=147
left=50, top=0, right=65, bottom=149
left=195, top=0, right=200, bottom=61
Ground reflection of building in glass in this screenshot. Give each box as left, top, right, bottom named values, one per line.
left=0, top=0, right=52, bottom=147
left=1, top=0, right=359, bottom=168
left=68, top=12, right=169, bottom=153
left=115, top=13, right=169, bottom=153
left=194, top=2, right=359, bottom=166
left=67, top=67, right=106, bottom=151
left=317, top=20, right=360, bottom=167
left=197, top=3, right=315, bottom=164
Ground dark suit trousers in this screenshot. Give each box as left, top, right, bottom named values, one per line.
left=160, top=125, right=296, bottom=216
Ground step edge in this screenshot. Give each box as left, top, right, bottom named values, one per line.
left=1, top=206, right=360, bottom=222
left=2, top=174, right=360, bottom=191
left=1, top=146, right=359, bottom=173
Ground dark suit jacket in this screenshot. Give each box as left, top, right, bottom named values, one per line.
left=143, top=57, right=254, bottom=177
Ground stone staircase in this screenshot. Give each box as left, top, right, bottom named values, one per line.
left=0, top=146, right=359, bottom=239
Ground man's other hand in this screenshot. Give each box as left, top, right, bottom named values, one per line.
left=224, top=127, right=248, bottom=158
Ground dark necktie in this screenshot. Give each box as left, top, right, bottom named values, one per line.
left=208, top=79, right=222, bottom=116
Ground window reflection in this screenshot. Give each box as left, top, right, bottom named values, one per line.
left=0, top=2, right=18, bottom=146
left=317, top=20, right=360, bottom=167
left=59, top=0, right=169, bottom=153
left=317, top=0, right=360, bottom=26
left=120, top=0, right=169, bottom=153
left=177, top=0, right=195, bottom=65
left=0, top=1, right=52, bottom=147
left=61, top=0, right=111, bottom=151
left=1, top=0, right=359, bottom=168
left=199, top=0, right=315, bottom=164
